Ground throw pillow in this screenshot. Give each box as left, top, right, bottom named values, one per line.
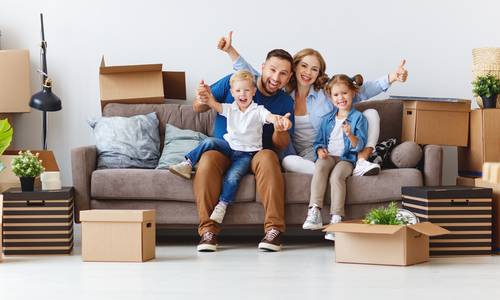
left=156, top=124, right=208, bottom=169
left=390, top=141, right=423, bottom=168
left=88, top=112, right=160, bottom=169
left=368, top=138, right=397, bottom=168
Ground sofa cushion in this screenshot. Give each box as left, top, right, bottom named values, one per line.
left=156, top=124, right=207, bottom=169
left=102, top=103, right=217, bottom=151
left=390, top=141, right=423, bottom=168
left=89, top=112, right=160, bottom=169
left=91, top=169, right=256, bottom=203
left=281, top=168, right=422, bottom=205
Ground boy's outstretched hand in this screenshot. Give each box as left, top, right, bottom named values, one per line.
left=217, top=31, right=233, bottom=52
left=389, top=59, right=408, bottom=83
left=317, top=148, right=328, bottom=159
left=274, top=112, right=292, bottom=132
left=196, top=80, right=212, bottom=105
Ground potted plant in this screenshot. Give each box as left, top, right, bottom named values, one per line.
left=11, top=150, right=45, bottom=191
left=472, top=74, right=500, bottom=109
left=0, top=119, right=14, bottom=172
left=363, top=202, right=418, bottom=225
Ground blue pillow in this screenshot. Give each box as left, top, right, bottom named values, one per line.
left=156, top=124, right=207, bottom=169
left=88, top=112, right=160, bottom=169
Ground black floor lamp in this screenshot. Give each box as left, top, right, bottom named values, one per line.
left=29, top=13, right=62, bottom=150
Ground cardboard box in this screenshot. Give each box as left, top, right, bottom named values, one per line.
left=99, top=57, right=186, bottom=110
left=2, top=187, right=74, bottom=255
left=400, top=99, right=471, bottom=146
left=1, top=150, right=60, bottom=192
left=458, top=109, right=500, bottom=177
left=81, top=209, right=156, bottom=262
left=402, top=186, right=493, bottom=256
left=0, top=49, right=31, bottom=113
left=325, top=222, right=448, bottom=266
left=456, top=175, right=477, bottom=187
left=473, top=179, right=500, bottom=253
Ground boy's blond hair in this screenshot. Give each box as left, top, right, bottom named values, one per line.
left=229, top=70, right=255, bottom=87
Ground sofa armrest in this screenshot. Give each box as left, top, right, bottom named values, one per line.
left=423, top=144, right=443, bottom=186
left=71, top=145, right=97, bottom=222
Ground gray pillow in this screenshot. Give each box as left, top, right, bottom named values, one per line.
left=390, top=141, right=423, bottom=168
left=89, top=112, right=160, bottom=169
left=156, top=124, right=207, bottom=169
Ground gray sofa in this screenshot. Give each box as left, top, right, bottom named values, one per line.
left=71, top=99, right=443, bottom=225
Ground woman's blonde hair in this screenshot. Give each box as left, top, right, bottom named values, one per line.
left=324, top=74, right=364, bottom=97
left=229, top=70, right=255, bottom=87
left=286, top=48, right=329, bottom=93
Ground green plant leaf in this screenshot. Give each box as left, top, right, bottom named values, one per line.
left=472, top=74, right=500, bottom=97
left=0, top=119, right=13, bottom=156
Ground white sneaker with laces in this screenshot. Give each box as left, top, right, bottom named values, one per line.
left=353, top=159, right=380, bottom=176
left=169, top=161, right=193, bottom=179
left=302, top=206, right=323, bottom=230
left=210, top=202, right=227, bottom=224
left=324, top=215, right=342, bottom=241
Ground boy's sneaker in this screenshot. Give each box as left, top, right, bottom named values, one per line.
left=302, top=206, right=323, bottom=230
left=353, top=159, right=380, bottom=176
left=258, top=228, right=282, bottom=252
left=325, top=215, right=342, bottom=241
left=169, top=161, right=193, bottom=179
left=210, top=202, right=227, bottom=224
left=197, top=231, right=218, bottom=252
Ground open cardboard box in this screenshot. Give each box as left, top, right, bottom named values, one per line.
left=99, top=56, right=186, bottom=111
left=0, top=150, right=59, bottom=192
left=397, top=98, right=471, bottom=146
left=324, top=221, right=449, bottom=266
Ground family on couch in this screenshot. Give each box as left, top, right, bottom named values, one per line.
left=171, top=32, right=408, bottom=252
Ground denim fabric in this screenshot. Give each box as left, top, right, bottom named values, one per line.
left=313, top=107, right=368, bottom=164
left=186, top=137, right=254, bottom=204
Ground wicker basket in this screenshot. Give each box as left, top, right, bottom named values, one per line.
left=472, top=48, right=500, bottom=108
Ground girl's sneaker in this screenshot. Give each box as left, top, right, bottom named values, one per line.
left=302, top=206, right=323, bottom=230
left=325, top=215, right=342, bottom=241
left=353, top=159, right=380, bottom=176
left=210, top=202, right=227, bottom=224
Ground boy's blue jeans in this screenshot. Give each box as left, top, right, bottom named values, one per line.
left=186, top=137, right=255, bottom=205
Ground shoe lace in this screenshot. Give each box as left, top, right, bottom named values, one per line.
left=307, top=207, right=320, bottom=223
left=265, top=229, right=280, bottom=240
left=203, top=231, right=215, bottom=240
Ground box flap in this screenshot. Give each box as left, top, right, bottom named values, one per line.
left=99, top=56, right=162, bottom=74
left=408, top=222, right=449, bottom=236
left=80, top=209, right=155, bottom=222
left=323, top=223, right=403, bottom=235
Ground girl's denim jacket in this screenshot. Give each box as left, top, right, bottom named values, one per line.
left=313, top=107, right=368, bottom=164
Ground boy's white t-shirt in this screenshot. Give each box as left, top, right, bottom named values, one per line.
left=327, top=117, right=346, bottom=157
left=221, top=102, right=271, bottom=152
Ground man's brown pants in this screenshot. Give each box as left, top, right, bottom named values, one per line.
left=193, top=149, right=285, bottom=236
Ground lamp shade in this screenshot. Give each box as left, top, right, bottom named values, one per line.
left=29, top=80, right=61, bottom=112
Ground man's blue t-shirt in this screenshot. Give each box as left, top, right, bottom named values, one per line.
left=210, top=74, right=295, bottom=150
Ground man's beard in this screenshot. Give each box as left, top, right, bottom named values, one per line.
left=261, top=77, right=278, bottom=95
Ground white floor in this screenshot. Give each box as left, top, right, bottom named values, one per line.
left=1, top=226, right=500, bottom=300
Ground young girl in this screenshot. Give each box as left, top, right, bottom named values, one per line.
left=302, top=74, right=368, bottom=240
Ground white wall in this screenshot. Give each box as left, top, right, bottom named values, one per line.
left=1, top=0, right=499, bottom=185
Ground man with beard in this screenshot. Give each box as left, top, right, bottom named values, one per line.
left=193, top=49, right=294, bottom=252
